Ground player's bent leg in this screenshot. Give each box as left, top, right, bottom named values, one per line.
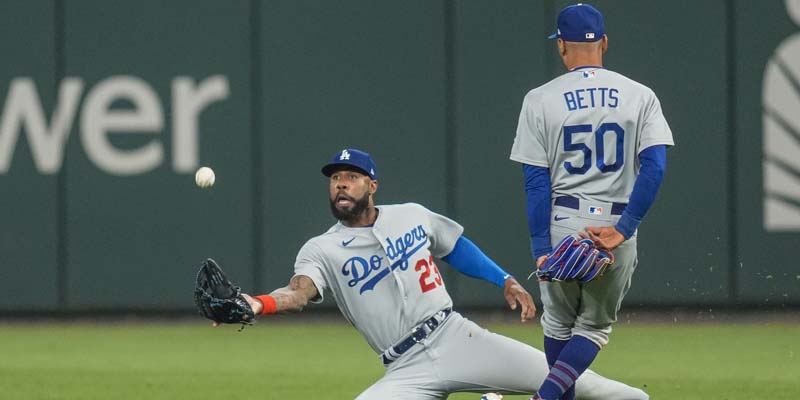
left=355, top=374, right=445, bottom=400
left=574, top=369, right=649, bottom=400
left=356, top=346, right=446, bottom=400
left=429, top=315, right=647, bottom=400
left=431, top=313, right=549, bottom=394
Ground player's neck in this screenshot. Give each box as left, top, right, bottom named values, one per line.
left=341, top=206, right=379, bottom=228
left=564, top=56, right=603, bottom=71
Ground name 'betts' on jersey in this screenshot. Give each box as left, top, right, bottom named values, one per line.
left=293, top=203, right=463, bottom=354
left=510, top=67, right=674, bottom=204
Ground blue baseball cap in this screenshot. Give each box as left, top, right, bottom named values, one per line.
left=321, top=148, right=378, bottom=180
left=547, top=3, right=605, bottom=42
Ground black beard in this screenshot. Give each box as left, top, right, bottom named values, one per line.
left=329, top=192, right=370, bottom=223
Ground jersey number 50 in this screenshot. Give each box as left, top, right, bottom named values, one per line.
left=563, top=122, right=624, bottom=174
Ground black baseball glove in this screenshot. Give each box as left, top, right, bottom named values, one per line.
left=531, top=235, right=614, bottom=283
left=193, top=258, right=256, bottom=329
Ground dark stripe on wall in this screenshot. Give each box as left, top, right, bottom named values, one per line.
left=444, top=0, right=458, bottom=219
left=250, top=0, right=263, bottom=290
left=726, top=0, right=738, bottom=303
left=443, top=0, right=460, bottom=298
left=55, top=0, right=68, bottom=308
left=544, top=0, right=556, bottom=78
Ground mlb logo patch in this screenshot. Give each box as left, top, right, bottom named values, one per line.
left=589, top=206, right=604, bottom=215
left=585, top=33, right=596, bottom=40
left=582, top=70, right=596, bottom=79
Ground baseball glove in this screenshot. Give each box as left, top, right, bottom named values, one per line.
left=193, top=258, right=256, bottom=329
left=531, top=235, right=614, bottom=283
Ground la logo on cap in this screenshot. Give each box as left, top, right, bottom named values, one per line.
left=339, top=149, right=351, bottom=160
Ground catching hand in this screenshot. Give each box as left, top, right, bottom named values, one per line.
left=194, top=258, right=256, bottom=330
left=533, top=235, right=614, bottom=283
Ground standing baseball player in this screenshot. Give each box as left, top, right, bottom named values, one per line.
left=510, top=4, right=673, bottom=400
left=233, top=148, right=648, bottom=399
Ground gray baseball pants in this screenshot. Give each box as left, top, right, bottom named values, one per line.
left=356, top=312, right=647, bottom=399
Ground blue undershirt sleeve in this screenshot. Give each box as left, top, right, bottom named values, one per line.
left=615, top=145, right=667, bottom=239
left=442, top=236, right=512, bottom=288
left=523, top=164, right=552, bottom=260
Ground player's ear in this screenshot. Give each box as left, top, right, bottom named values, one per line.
left=369, top=180, right=378, bottom=195
left=557, top=38, right=566, bottom=56
left=601, top=35, right=608, bottom=54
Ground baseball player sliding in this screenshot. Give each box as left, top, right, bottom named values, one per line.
left=231, top=148, right=647, bottom=399
left=510, top=4, right=674, bottom=400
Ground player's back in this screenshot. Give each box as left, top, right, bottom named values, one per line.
left=512, top=67, right=670, bottom=204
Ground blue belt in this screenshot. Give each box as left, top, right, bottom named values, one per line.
left=381, top=308, right=452, bottom=366
left=554, top=195, right=626, bottom=216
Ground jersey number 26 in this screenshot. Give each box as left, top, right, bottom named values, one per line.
left=563, top=122, right=624, bottom=174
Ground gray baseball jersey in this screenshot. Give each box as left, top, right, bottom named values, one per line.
left=292, top=202, right=649, bottom=399
left=294, top=202, right=462, bottom=353
left=510, top=66, right=673, bottom=348
left=510, top=67, right=674, bottom=203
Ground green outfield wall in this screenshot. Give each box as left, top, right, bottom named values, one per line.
left=1, top=0, right=798, bottom=311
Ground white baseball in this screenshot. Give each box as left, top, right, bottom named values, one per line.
left=195, top=166, right=215, bottom=188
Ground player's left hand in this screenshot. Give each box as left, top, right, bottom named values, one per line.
left=212, top=294, right=260, bottom=327
left=503, top=277, right=536, bottom=322
left=580, top=226, right=625, bottom=251
left=194, top=258, right=257, bottom=330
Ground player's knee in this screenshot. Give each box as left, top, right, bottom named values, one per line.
left=630, top=387, right=650, bottom=400
left=572, top=330, right=608, bottom=348
left=541, top=313, right=575, bottom=340
left=355, top=383, right=385, bottom=400
left=542, top=326, right=572, bottom=341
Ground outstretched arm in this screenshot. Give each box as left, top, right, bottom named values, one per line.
left=211, top=275, right=319, bottom=326
left=246, top=275, right=319, bottom=314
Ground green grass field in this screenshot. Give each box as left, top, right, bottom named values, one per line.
left=0, top=318, right=798, bottom=399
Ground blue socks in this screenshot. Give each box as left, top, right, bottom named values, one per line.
left=543, top=337, right=574, bottom=400
left=543, top=336, right=568, bottom=366
left=538, top=336, right=600, bottom=400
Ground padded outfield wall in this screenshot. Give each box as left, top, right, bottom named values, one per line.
left=0, top=0, right=798, bottom=311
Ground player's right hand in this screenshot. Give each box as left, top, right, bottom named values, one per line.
left=580, top=226, right=625, bottom=251
left=536, top=255, right=548, bottom=268
left=503, top=277, right=536, bottom=322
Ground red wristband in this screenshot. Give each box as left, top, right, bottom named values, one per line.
left=254, top=295, right=277, bottom=315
